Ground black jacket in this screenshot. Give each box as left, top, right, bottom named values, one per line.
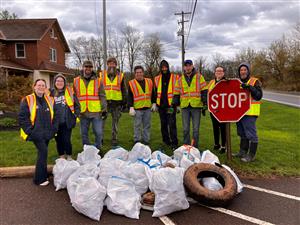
left=50, top=88, right=80, bottom=129
left=19, top=94, right=58, bottom=142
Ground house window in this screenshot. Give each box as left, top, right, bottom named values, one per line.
left=49, top=48, right=57, bottom=62
left=15, top=43, right=25, bottom=58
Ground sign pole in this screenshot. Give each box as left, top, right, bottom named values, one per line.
left=226, top=122, right=232, bottom=161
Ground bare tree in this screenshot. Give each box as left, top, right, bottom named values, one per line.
left=0, top=10, right=18, bottom=20
left=109, top=28, right=126, bottom=72
left=122, top=25, right=143, bottom=75
left=142, top=33, right=162, bottom=78
left=194, top=56, right=207, bottom=74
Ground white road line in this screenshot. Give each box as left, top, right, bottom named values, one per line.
left=159, top=216, right=176, bottom=225
left=264, top=92, right=300, bottom=98
left=203, top=205, right=275, bottom=225
left=263, top=98, right=300, bottom=108
left=244, top=184, right=300, bottom=201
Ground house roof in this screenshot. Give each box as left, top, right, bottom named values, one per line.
left=38, top=61, right=74, bottom=76
left=0, top=18, right=70, bottom=52
left=0, top=60, right=33, bottom=72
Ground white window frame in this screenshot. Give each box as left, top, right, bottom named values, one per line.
left=15, top=43, right=26, bottom=58
left=49, top=48, right=57, bottom=62
left=50, top=28, right=55, bottom=38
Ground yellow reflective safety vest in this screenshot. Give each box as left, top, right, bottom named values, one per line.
left=174, top=73, right=207, bottom=108
left=73, top=77, right=102, bottom=113
left=65, top=86, right=75, bottom=114
left=129, top=78, right=153, bottom=109
left=207, top=79, right=216, bottom=92
left=20, top=93, right=54, bottom=141
left=246, top=77, right=261, bottom=116
left=100, top=70, right=124, bottom=101
left=155, top=73, right=179, bottom=106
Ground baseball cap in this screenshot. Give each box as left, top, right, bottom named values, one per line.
left=184, top=59, right=193, bottom=65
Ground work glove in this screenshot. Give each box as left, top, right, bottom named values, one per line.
left=129, top=107, right=136, bottom=116
left=151, top=103, right=158, bottom=112
left=241, top=83, right=250, bottom=89
left=167, top=107, right=174, bottom=114
left=101, top=111, right=108, bottom=120
left=176, top=106, right=181, bottom=113
left=202, top=105, right=208, bottom=116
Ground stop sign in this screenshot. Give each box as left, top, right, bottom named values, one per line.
left=208, top=79, right=250, bottom=122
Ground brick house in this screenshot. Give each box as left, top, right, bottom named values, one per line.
left=0, top=18, right=72, bottom=88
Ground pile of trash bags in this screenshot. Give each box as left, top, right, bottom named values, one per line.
left=52, top=143, right=243, bottom=221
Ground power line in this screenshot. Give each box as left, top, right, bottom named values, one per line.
left=185, top=0, right=198, bottom=49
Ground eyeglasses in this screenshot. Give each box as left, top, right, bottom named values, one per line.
left=84, top=66, right=93, bottom=68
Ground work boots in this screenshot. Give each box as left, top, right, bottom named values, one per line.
left=232, top=138, right=249, bottom=158
left=241, top=142, right=258, bottom=162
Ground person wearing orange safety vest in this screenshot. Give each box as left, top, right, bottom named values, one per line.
left=128, top=65, right=156, bottom=145
left=154, top=60, right=179, bottom=150
left=50, top=74, right=80, bottom=160
left=233, top=62, right=263, bottom=162
left=73, top=60, right=107, bottom=150
left=172, top=59, right=208, bottom=149
left=99, top=57, right=127, bottom=147
left=19, top=79, right=58, bottom=186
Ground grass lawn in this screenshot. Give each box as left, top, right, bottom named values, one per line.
left=0, top=100, right=299, bottom=177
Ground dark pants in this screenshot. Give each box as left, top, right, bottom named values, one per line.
left=158, top=108, right=178, bottom=146
left=80, top=117, right=103, bottom=149
left=236, top=116, right=258, bottom=142
left=210, top=113, right=226, bottom=147
left=55, top=123, right=72, bottom=156
left=33, top=139, right=49, bottom=185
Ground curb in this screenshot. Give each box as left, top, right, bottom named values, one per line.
left=0, top=165, right=54, bottom=178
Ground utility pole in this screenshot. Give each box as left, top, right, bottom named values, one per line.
left=175, top=11, right=191, bottom=71
left=103, top=0, right=107, bottom=71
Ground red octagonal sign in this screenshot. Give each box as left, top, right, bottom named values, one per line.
left=208, top=79, right=251, bottom=122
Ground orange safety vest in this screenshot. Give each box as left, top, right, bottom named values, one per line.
left=73, top=77, right=102, bottom=113
left=100, top=70, right=124, bottom=101
left=129, top=78, right=153, bottom=109
left=155, top=73, right=178, bottom=106
left=64, top=86, right=75, bottom=114
left=246, top=77, right=261, bottom=116
left=20, top=93, right=54, bottom=140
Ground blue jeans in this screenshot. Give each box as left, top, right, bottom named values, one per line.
left=236, top=116, right=258, bottom=143
left=134, top=109, right=151, bottom=144
left=181, top=107, right=201, bottom=148
left=80, top=117, right=103, bottom=149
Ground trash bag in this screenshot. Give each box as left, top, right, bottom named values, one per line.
left=222, top=164, right=243, bottom=194
left=201, top=150, right=220, bottom=164
left=67, top=163, right=100, bottom=203
left=123, top=162, right=149, bottom=195
left=202, top=177, right=223, bottom=191
left=105, top=176, right=141, bottom=219
left=128, top=142, right=152, bottom=163
left=71, top=177, right=106, bottom=221
left=151, top=167, right=189, bottom=217
left=77, top=145, right=101, bottom=166
left=53, top=158, right=80, bottom=191
left=152, top=151, right=172, bottom=166
left=98, top=158, right=128, bottom=188
left=103, top=147, right=128, bottom=161
left=173, top=145, right=201, bottom=167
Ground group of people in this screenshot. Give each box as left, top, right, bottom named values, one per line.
left=18, top=57, right=262, bottom=186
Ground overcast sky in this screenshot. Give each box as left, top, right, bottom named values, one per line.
left=2, top=0, right=299, bottom=69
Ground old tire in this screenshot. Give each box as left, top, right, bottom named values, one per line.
left=184, top=163, right=237, bottom=207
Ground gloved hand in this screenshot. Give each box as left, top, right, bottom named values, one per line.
left=241, top=83, right=250, bottom=89
left=129, top=107, right=136, bottom=116
left=101, top=111, right=108, bottom=120
left=176, top=106, right=181, bottom=113
left=202, top=105, right=207, bottom=116
left=151, top=103, right=158, bottom=112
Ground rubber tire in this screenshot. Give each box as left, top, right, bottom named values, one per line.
left=184, top=163, right=237, bottom=207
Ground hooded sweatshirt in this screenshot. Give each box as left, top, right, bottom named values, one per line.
left=158, top=60, right=172, bottom=108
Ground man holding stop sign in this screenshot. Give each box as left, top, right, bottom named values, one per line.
left=234, top=62, right=263, bottom=162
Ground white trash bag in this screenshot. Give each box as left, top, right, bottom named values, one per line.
left=98, top=158, right=128, bottom=188
left=77, top=145, right=101, bottom=166
left=103, top=147, right=128, bottom=161
left=222, top=164, right=243, bottom=194
left=174, top=145, right=201, bottom=168
left=105, top=176, right=141, bottom=219
left=152, top=151, right=171, bottom=166
left=71, top=177, right=106, bottom=221
left=201, top=150, right=220, bottom=164
left=128, top=142, right=152, bottom=163
left=53, top=158, right=80, bottom=191
left=202, top=177, right=223, bottom=191
left=151, top=167, right=189, bottom=217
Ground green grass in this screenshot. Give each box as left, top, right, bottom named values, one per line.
left=0, top=100, right=299, bottom=177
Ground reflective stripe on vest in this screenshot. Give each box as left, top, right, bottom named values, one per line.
left=100, top=71, right=123, bottom=101
left=129, top=78, right=153, bottom=109
left=245, top=77, right=261, bottom=116
left=178, top=73, right=207, bottom=108
left=65, top=86, right=75, bottom=114
left=155, top=73, right=178, bottom=106
left=20, top=94, right=54, bottom=140
left=207, top=79, right=216, bottom=92
left=73, top=77, right=102, bottom=113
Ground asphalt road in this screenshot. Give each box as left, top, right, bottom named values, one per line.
left=1, top=177, right=299, bottom=225
left=263, top=91, right=300, bottom=108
